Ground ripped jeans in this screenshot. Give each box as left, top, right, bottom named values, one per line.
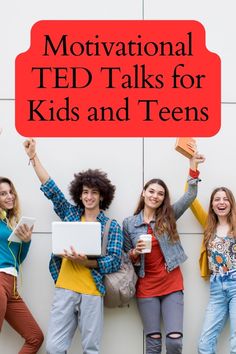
left=198, top=270, right=236, bottom=354
left=137, top=291, right=183, bottom=354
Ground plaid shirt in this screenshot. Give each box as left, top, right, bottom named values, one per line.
left=40, top=178, right=123, bottom=295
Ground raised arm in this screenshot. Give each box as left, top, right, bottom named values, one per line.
left=189, top=150, right=205, bottom=173
left=173, top=152, right=205, bottom=220
left=24, top=139, right=73, bottom=220
left=185, top=188, right=208, bottom=228
left=185, top=179, right=209, bottom=279
left=23, top=139, right=50, bottom=184
left=184, top=148, right=208, bottom=227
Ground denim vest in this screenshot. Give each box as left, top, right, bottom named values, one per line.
left=123, top=176, right=199, bottom=277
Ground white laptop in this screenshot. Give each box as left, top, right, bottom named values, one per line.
left=52, top=221, right=101, bottom=256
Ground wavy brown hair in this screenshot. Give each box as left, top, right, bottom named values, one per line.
left=0, top=177, right=21, bottom=229
left=134, top=178, right=179, bottom=242
left=204, top=187, right=236, bottom=246
left=69, top=169, right=115, bottom=210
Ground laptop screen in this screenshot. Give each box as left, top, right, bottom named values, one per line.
left=52, top=221, right=102, bottom=256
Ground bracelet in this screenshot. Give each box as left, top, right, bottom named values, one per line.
left=28, top=153, right=36, bottom=166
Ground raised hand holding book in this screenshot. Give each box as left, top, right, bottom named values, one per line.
left=175, top=138, right=196, bottom=159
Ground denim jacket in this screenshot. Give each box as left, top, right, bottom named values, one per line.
left=123, top=175, right=199, bottom=277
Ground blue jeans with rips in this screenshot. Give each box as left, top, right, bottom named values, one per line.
left=198, top=270, right=236, bottom=354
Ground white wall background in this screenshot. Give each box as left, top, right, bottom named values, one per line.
left=0, top=1, right=235, bottom=353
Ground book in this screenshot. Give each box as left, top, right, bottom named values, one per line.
left=175, top=138, right=196, bottom=159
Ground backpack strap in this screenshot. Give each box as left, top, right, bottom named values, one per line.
left=101, top=219, right=112, bottom=256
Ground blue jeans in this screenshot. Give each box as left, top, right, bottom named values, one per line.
left=198, top=270, right=236, bottom=354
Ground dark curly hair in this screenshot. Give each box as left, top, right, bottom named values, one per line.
left=69, top=169, right=115, bottom=210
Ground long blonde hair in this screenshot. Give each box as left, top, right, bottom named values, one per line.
left=204, top=187, right=236, bottom=246
left=0, top=177, right=21, bottom=229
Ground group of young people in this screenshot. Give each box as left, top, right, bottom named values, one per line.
left=0, top=137, right=235, bottom=354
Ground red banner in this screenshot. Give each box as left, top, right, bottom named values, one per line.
left=15, top=20, right=221, bottom=137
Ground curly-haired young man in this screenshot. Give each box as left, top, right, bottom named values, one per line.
left=24, top=139, right=123, bottom=354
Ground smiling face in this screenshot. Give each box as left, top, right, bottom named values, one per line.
left=142, top=183, right=165, bottom=211
left=80, top=186, right=101, bottom=212
left=0, top=182, right=15, bottom=211
left=212, top=190, right=231, bottom=218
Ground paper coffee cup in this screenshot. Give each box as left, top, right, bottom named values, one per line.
left=139, top=234, right=152, bottom=253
